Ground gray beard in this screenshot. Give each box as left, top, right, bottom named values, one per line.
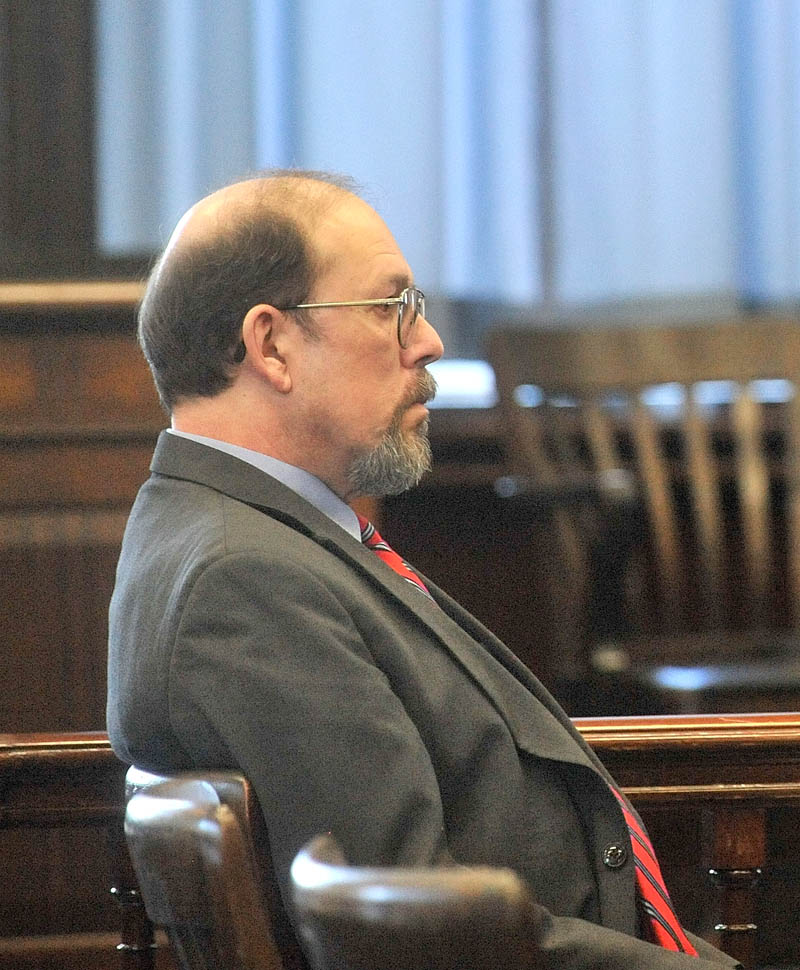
left=347, top=371, right=436, bottom=497
left=347, top=415, right=432, bottom=497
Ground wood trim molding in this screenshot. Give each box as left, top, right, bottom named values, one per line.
left=575, top=713, right=800, bottom=808
left=6, top=716, right=800, bottom=823
left=5, top=713, right=800, bottom=797
left=0, top=280, right=144, bottom=311
left=0, top=509, right=131, bottom=546
left=0, top=731, right=112, bottom=754
left=575, top=712, right=800, bottom=749
left=0, top=732, right=122, bottom=828
left=0, top=1, right=96, bottom=257
left=623, top=780, right=800, bottom=803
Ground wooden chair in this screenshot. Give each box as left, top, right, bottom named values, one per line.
left=125, top=770, right=542, bottom=970
left=290, top=834, right=543, bottom=970
left=487, top=317, right=800, bottom=714
left=124, top=768, right=308, bottom=970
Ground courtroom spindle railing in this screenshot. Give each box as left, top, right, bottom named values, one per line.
left=3, top=716, right=800, bottom=968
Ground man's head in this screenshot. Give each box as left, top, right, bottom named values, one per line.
left=139, top=171, right=444, bottom=500
left=138, top=171, right=352, bottom=410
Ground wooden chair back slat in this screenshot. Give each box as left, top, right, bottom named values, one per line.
left=630, top=395, right=684, bottom=628
left=510, top=406, right=548, bottom=478
left=731, top=386, right=772, bottom=623
left=584, top=401, right=622, bottom=476
left=683, top=391, right=726, bottom=626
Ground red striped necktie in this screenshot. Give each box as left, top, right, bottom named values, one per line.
left=357, top=516, right=434, bottom=601
left=611, top=787, right=697, bottom=955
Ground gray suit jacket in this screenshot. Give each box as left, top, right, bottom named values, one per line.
left=108, top=432, right=736, bottom=969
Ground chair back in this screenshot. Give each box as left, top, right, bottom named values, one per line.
left=290, top=835, right=543, bottom=970
left=487, top=319, right=800, bottom=688
left=124, top=767, right=307, bottom=970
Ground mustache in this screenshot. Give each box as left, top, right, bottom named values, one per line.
left=405, top=370, right=437, bottom=409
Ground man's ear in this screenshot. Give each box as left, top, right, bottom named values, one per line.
left=240, top=303, right=293, bottom=393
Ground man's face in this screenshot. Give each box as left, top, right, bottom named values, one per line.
left=288, top=196, right=444, bottom=499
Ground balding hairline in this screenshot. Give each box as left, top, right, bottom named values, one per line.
left=178, top=172, right=357, bottom=282
left=166, top=171, right=356, bottom=263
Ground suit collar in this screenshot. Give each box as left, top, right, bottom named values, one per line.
left=150, top=431, right=598, bottom=771
left=150, top=433, right=445, bottom=612
left=165, top=429, right=361, bottom=539
left=151, top=431, right=348, bottom=539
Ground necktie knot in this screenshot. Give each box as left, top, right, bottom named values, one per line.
left=357, top=516, right=433, bottom=601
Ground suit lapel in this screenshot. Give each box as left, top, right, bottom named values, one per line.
left=150, top=432, right=600, bottom=772
left=305, top=531, right=600, bottom=773
left=426, top=582, right=616, bottom=777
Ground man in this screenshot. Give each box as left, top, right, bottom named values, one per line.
left=108, top=171, right=736, bottom=968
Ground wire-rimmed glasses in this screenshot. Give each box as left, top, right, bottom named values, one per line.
left=280, top=286, right=426, bottom=348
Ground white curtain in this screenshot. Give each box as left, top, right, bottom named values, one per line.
left=96, top=0, right=800, bottom=336
left=552, top=0, right=736, bottom=302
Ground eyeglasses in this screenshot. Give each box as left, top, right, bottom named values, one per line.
left=280, top=285, right=426, bottom=348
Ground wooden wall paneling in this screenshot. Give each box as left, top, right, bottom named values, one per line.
left=0, top=0, right=95, bottom=260
left=1, top=319, right=163, bottom=733
left=0, top=509, right=139, bottom=730
left=0, top=442, right=158, bottom=508
left=0, top=733, right=173, bottom=969
left=2, top=543, right=76, bottom=730
left=0, top=734, right=123, bottom=951
left=0, top=515, right=156, bottom=734
left=755, top=805, right=800, bottom=967
left=0, top=1, right=10, bottom=259
left=0, top=333, right=159, bottom=437
left=0, top=826, right=116, bottom=936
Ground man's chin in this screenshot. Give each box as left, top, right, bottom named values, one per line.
left=347, top=424, right=432, bottom=497
left=407, top=415, right=430, bottom=438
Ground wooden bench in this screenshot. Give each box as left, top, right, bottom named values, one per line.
left=581, top=712, right=800, bottom=967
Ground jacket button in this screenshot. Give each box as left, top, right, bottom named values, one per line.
left=603, top=843, right=628, bottom=868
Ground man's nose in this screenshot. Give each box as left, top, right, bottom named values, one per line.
left=404, top=313, right=444, bottom=366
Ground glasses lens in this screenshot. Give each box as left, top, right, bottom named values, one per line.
left=398, top=288, right=424, bottom=347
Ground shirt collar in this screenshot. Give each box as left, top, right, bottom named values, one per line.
left=166, top=429, right=361, bottom=540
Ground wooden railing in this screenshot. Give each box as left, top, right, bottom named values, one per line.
left=3, top=716, right=800, bottom=968
left=578, top=712, right=800, bottom=966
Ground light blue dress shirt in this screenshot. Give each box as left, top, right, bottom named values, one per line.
left=166, top=429, right=362, bottom=541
